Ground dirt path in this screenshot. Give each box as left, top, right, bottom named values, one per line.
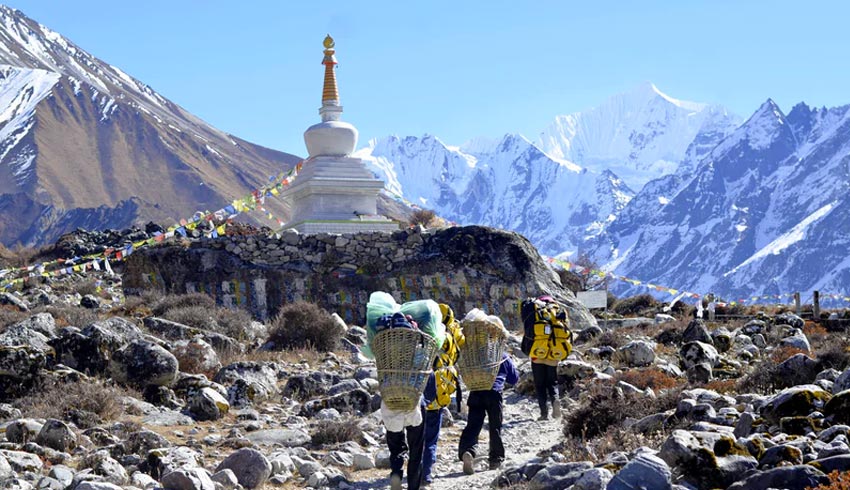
left=353, top=393, right=564, bottom=490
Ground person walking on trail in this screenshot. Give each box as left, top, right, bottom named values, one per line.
left=526, top=295, right=571, bottom=421
left=458, top=351, right=519, bottom=475
left=378, top=313, right=436, bottom=490
left=421, top=304, right=465, bottom=487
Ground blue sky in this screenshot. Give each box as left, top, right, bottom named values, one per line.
left=7, top=1, right=850, bottom=156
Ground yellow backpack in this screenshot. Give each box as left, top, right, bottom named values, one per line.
left=428, top=304, right=465, bottom=410
left=528, top=301, right=573, bottom=362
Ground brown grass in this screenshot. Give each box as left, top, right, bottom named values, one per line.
left=310, top=418, right=364, bottom=446
left=808, top=471, right=850, bottom=490
left=33, top=305, right=100, bottom=328
left=560, top=426, right=668, bottom=463
left=0, top=306, right=26, bottom=331
left=617, top=368, right=683, bottom=391
left=218, top=347, right=324, bottom=367
left=16, top=378, right=139, bottom=429
left=564, top=382, right=682, bottom=439
left=770, top=346, right=809, bottom=363
left=703, top=379, right=738, bottom=394
left=267, top=301, right=343, bottom=352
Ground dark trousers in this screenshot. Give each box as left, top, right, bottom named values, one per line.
left=532, top=362, right=559, bottom=416
left=387, top=410, right=425, bottom=490
left=422, top=409, right=442, bottom=483
left=458, top=390, right=504, bottom=464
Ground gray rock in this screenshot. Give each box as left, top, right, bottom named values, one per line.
left=327, top=379, right=362, bottom=396
left=734, top=411, right=756, bottom=438
left=5, top=418, right=43, bottom=443
left=245, top=429, right=310, bottom=447
left=188, top=387, right=230, bottom=421
left=172, top=338, right=221, bottom=376
left=147, top=446, right=204, bottom=479
left=726, top=465, right=829, bottom=490
left=130, top=471, right=158, bottom=489
left=80, top=451, right=128, bottom=485
left=141, top=409, right=194, bottom=426
left=161, top=468, right=215, bottom=490
left=48, top=465, right=75, bottom=487
left=80, top=295, right=100, bottom=309
left=35, top=476, right=64, bottom=490
left=12, top=313, right=57, bottom=338
left=780, top=331, right=811, bottom=352
left=216, top=448, right=272, bottom=489
left=35, top=419, right=77, bottom=452
left=214, top=362, right=280, bottom=403
left=572, top=467, right=613, bottom=490
left=0, top=449, right=43, bottom=472
left=607, top=454, right=671, bottom=490
left=679, top=341, right=719, bottom=370
left=143, top=317, right=239, bottom=353
left=776, top=354, right=819, bottom=387
left=353, top=453, right=375, bottom=470
left=73, top=483, right=124, bottom=490
left=0, top=453, right=11, bottom=479
left=775, top=313, right=805, bottom=330
left=0, top=292, right=28, bottom=311
left=682, top=319, right=712, bottom=344
left=529, top=462, right=593, bottom=489
left=210, top=469, right=240, bottom=490
left=109, top=340, right=179, bottom=388
left=617, top=340, right=656, bottom=367
left=300, top=388, right=372, bottom=417
left=834, top=368, right=850, bottom=394
left=760, top=385, right=831, bottom=424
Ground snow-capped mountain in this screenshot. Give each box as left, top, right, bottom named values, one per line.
left=358, top=134, right=633, bottom=255
left=0, top=6, right=306, bottom=246
left=537, top=83, right=740, bottom=190
left=586, top=98, right=850, bottom=299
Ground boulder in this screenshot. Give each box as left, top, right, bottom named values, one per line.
left=10, top=313, right=57, bottom=338
left=607, top=453, right=672, bottom=490
left=780, top=331, right=811, bottom=352
left=80, top=451, right=128, bottom=485
left=161, top=467, right=215, bottom=490
left=617, top=340, right=656, bottom=367
left=300, top=388, right=372, bottom=417
left=776, top=354, right=819, bottom=388
left=0, top=292, right=28, bottom=311
left=834, top=368, right=850, bottom=394
left=215, top=448, right=272, bottom=489
left=682, top=320, right=712, bottom=344
left=281, top=371, right=338, bottom=400
left=572, top=467, right=612, bottom=490
left=188, top=387, right=230, bottom=421
left=760, top=385, right=832, bottom=424
left=710, top=328, right=733, bottom=353
left=726, top=465, right=829, bottom=490
left=824, top=389, right=850, bottom=424
left=146, top=446, right=205, bottom=479
left=143, top=317, right=240, bottom=353
left=679, top=341, right=719, bottom=370
left=245, top=429, right=310, bottom=447
left=528, top=462, right=593, bottom=489
left=109, top=340, right=179, bottom=388
left=171, top=338, right=221, bottom=375
left=214, top=361, right=281, bottom=403
left=6, top=418, right=44, bottom=443
left=775, top=313, right=805, bottom=330
left=0, top=345, right=48, bottom=398
left=35, top=419, right=77, bottom=452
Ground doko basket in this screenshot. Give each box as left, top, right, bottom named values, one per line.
left=457, top=319, right=508, bottom=391
left=372, top=327, right=440, bottom=411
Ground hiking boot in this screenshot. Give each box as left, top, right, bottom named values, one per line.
left=390, top=473, right=402, bottom=490
left=462, top=451, right=475, bottom=475
left=538, top=413, right=549, bottom=421
left=552, top=401, right=562, bottom=419
left=489, top=460, right=503, bottom=471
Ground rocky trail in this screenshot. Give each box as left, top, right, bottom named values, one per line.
left=353, top=393, right=563, bottom=490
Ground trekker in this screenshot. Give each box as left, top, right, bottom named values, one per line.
left=421, top=304, right=465, bottom=487
left=377, top=312, right=434, bottom=490
left=527, top=295, right=571, bottom=420
left=458, top=351, right=519, bottom=475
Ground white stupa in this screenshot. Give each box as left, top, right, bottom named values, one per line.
left=280, top=35, right=397, bottom=234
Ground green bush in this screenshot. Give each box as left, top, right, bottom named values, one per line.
left=267, top=301, right=343, bottom=352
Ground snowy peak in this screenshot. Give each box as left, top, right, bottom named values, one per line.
left=537, top=83, right=740, bottom=190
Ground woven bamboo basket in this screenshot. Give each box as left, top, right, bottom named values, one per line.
left=457, top=319, right=508, bottom=391
left=372, top=328, right=439, bottom=411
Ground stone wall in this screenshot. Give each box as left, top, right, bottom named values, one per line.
left=123, top=225, right=597, bottom=330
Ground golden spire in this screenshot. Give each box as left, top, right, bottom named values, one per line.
left=321, top=34, right=339, bottom=105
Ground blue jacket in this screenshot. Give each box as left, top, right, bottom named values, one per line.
left=423, top=373, right=437, bottom=407
left=491, top=353, right=520, bottom=392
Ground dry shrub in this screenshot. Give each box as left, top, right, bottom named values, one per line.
left=116, top=289, right=163, bottom=318
left=311, top=418, right=364, bottom=446
left=267, top=301, right=343, bottom=352
left=564, top=383, right=682, bottom=439
left=617, top=368, right=683, bottom=391
left=560, top=426, right=668, bottom=463
left=16, top=378, right=137, bottom=428
left=219, top=347, right=323, bottom=367
left=738, top=358, right=781, bottom=394
left=0, top=306, right=26, bottom=331
left=770, top=346, right=809, bottom=363
left=612, top=294, right=659, bottom=316
left=590, top=330, right=626, bottom=349
left=73, top=281, right=100, bottom=297
left=808, top=471, right=850, bottom=490
left=152, top=292, right=216, bottom=316
left=35, top=305, right=99, bottom=328
left=160, top=304, right=253, bottom=341
left=704, top=379, right=738, bottom=394
left=408, top=209, right=436, bottom=227
left=214, top=307, right=253, bottom=340
left=815, top=338, right=850, bottom=372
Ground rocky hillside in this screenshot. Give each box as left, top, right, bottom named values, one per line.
left=1, top=241, right=849, bottom=489
left=0, top=5, right=303, bottom=247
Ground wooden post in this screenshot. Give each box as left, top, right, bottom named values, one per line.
left=794, top=292, right=801, bottom=316
left=813, top=291, right=820, bottom=320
